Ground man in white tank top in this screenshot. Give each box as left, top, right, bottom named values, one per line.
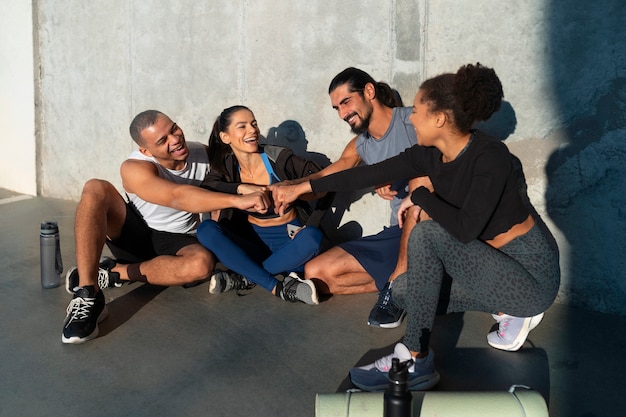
left=62, top=110, right=271, bottom=344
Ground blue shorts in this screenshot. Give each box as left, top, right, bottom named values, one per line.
left=338, top=225, right=402, bottom=291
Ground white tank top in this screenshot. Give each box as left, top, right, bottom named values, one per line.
left=126, top=142, right=210, bottom=234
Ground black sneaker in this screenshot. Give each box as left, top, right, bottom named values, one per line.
left=65, top=257, right=122, bottom=294
left=62, top=286, right=108, bottom=344
left=367, top=282, right=406, bottom=328
left=208, top=270, right=256, bottom=294
left=277, top=273, right=319, bottom=305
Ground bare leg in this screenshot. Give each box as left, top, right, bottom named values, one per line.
left=75, top=179, right=127, bottom=291
left=305, top=246, right=377, bottom=295
left=115, top=244, right=216, bottom=286
left=75, top=179, right=216, bottom=289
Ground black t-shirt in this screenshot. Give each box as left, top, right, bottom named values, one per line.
left=311, top=130, right=529, bottom=243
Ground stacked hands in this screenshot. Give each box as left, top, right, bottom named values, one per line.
left=266, top=175, right=435, bottom=228
left=234, top=179, right=309, bottom=217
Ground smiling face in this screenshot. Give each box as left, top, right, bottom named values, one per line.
left=330, top=83, right=374, bottom=135
left=219, top=109, right=260, bottom=154
left=409, top=89, right=441, bottom=147
left=138, top=113, right=189, bottom=170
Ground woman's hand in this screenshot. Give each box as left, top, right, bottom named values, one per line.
left=237, top=183, right=267, bottom=195
left=398, top=196, right=418, bottom=228
left=398, top=197, right=433, bottom=228
left=268, top=181, right=312, bottom=216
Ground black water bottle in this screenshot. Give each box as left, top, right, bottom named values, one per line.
left=384, top=357, right=414, bottom=417
left=40, top=221, right=63, bottom=288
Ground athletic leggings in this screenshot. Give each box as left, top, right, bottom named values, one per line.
left=392, top=220, right=560, bottom=354
left=197, top=219, right=323, bottom=292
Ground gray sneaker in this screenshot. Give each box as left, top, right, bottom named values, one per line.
left=277, top=273, right=319, bottom=305
left=65, top=257, right=122, bottom=294
left=209, top=270, right=256, bottom=294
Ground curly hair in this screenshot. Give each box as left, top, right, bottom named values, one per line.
left=419, top=63, right=503, bottom=132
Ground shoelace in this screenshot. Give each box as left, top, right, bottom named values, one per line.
left=279, top=278, right=298, bottom=301
left=65, top=296, right=95, bottom=323
left=498, top=318, right=511, bottom=337
left=97, top=268, right=111, bottom=289
left=231, top=275, right=255, bottom=291
left=375, top=287, right=398, bottom=312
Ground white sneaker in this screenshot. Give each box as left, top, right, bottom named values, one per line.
left=487, top=312, right=544, bottom=351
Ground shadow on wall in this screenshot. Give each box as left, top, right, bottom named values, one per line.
left=545, top=1, right=626, bottom=315
left=474, top=101, right=517, bottom=141
left=262, top=120, right=367, bottom=247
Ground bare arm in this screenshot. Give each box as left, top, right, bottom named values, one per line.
left=309, top=136, right=361, bottom=179
left=281, top=136, right=362, bottom=186
left=121, top=159, right=270, bottom=214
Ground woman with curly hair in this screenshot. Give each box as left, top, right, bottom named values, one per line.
left=269, top=63, right=560, bottom=390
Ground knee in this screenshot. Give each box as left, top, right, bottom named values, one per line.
left=80, top=179, right=115, bottom=202
left=185, top=250, right=216, bottom=281
left=305, top=256, right=327, bottom=279
left=408, top=220, right=440, bottom=246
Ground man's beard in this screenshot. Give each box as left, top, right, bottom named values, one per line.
left=349, top=112, right=371, bottom=135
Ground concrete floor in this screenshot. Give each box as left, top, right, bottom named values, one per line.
left=1, top=192, right=625, bottom=417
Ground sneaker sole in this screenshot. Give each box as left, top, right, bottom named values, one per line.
left=61, top=305, right=109, bottom=344
left=487, top=313, right=545, bottom=351
left=368, top=310, right=406, bottom=329
left=208, top=271, right=223, bottom=294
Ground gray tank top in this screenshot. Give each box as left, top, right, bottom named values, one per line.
left=355, top=107, right=416, bottom=225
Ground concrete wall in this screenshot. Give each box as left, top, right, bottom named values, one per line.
left=7, top=1, right=626, bottom=314
left=0, top=1, right=37, bottom=195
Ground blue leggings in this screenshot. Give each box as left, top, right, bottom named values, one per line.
left=392, top=221, right=560, bottom=353
left=197, top=219, right=323, bottom=292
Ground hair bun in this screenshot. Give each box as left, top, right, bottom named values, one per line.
left=453, top=63, right=504, bottom=122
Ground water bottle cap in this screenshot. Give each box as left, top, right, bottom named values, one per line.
left=41, top=221, right=59, bottom=234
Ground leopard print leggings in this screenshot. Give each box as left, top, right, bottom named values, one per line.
left=391, top=220, right=560, bottom=353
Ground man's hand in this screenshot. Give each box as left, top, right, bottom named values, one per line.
left=375, top=183, right=397, bottom=201
left=235, top=190, right=271, bottom=214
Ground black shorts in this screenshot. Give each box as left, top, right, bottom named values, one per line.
left=105, top=202, right=199, bottom=263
